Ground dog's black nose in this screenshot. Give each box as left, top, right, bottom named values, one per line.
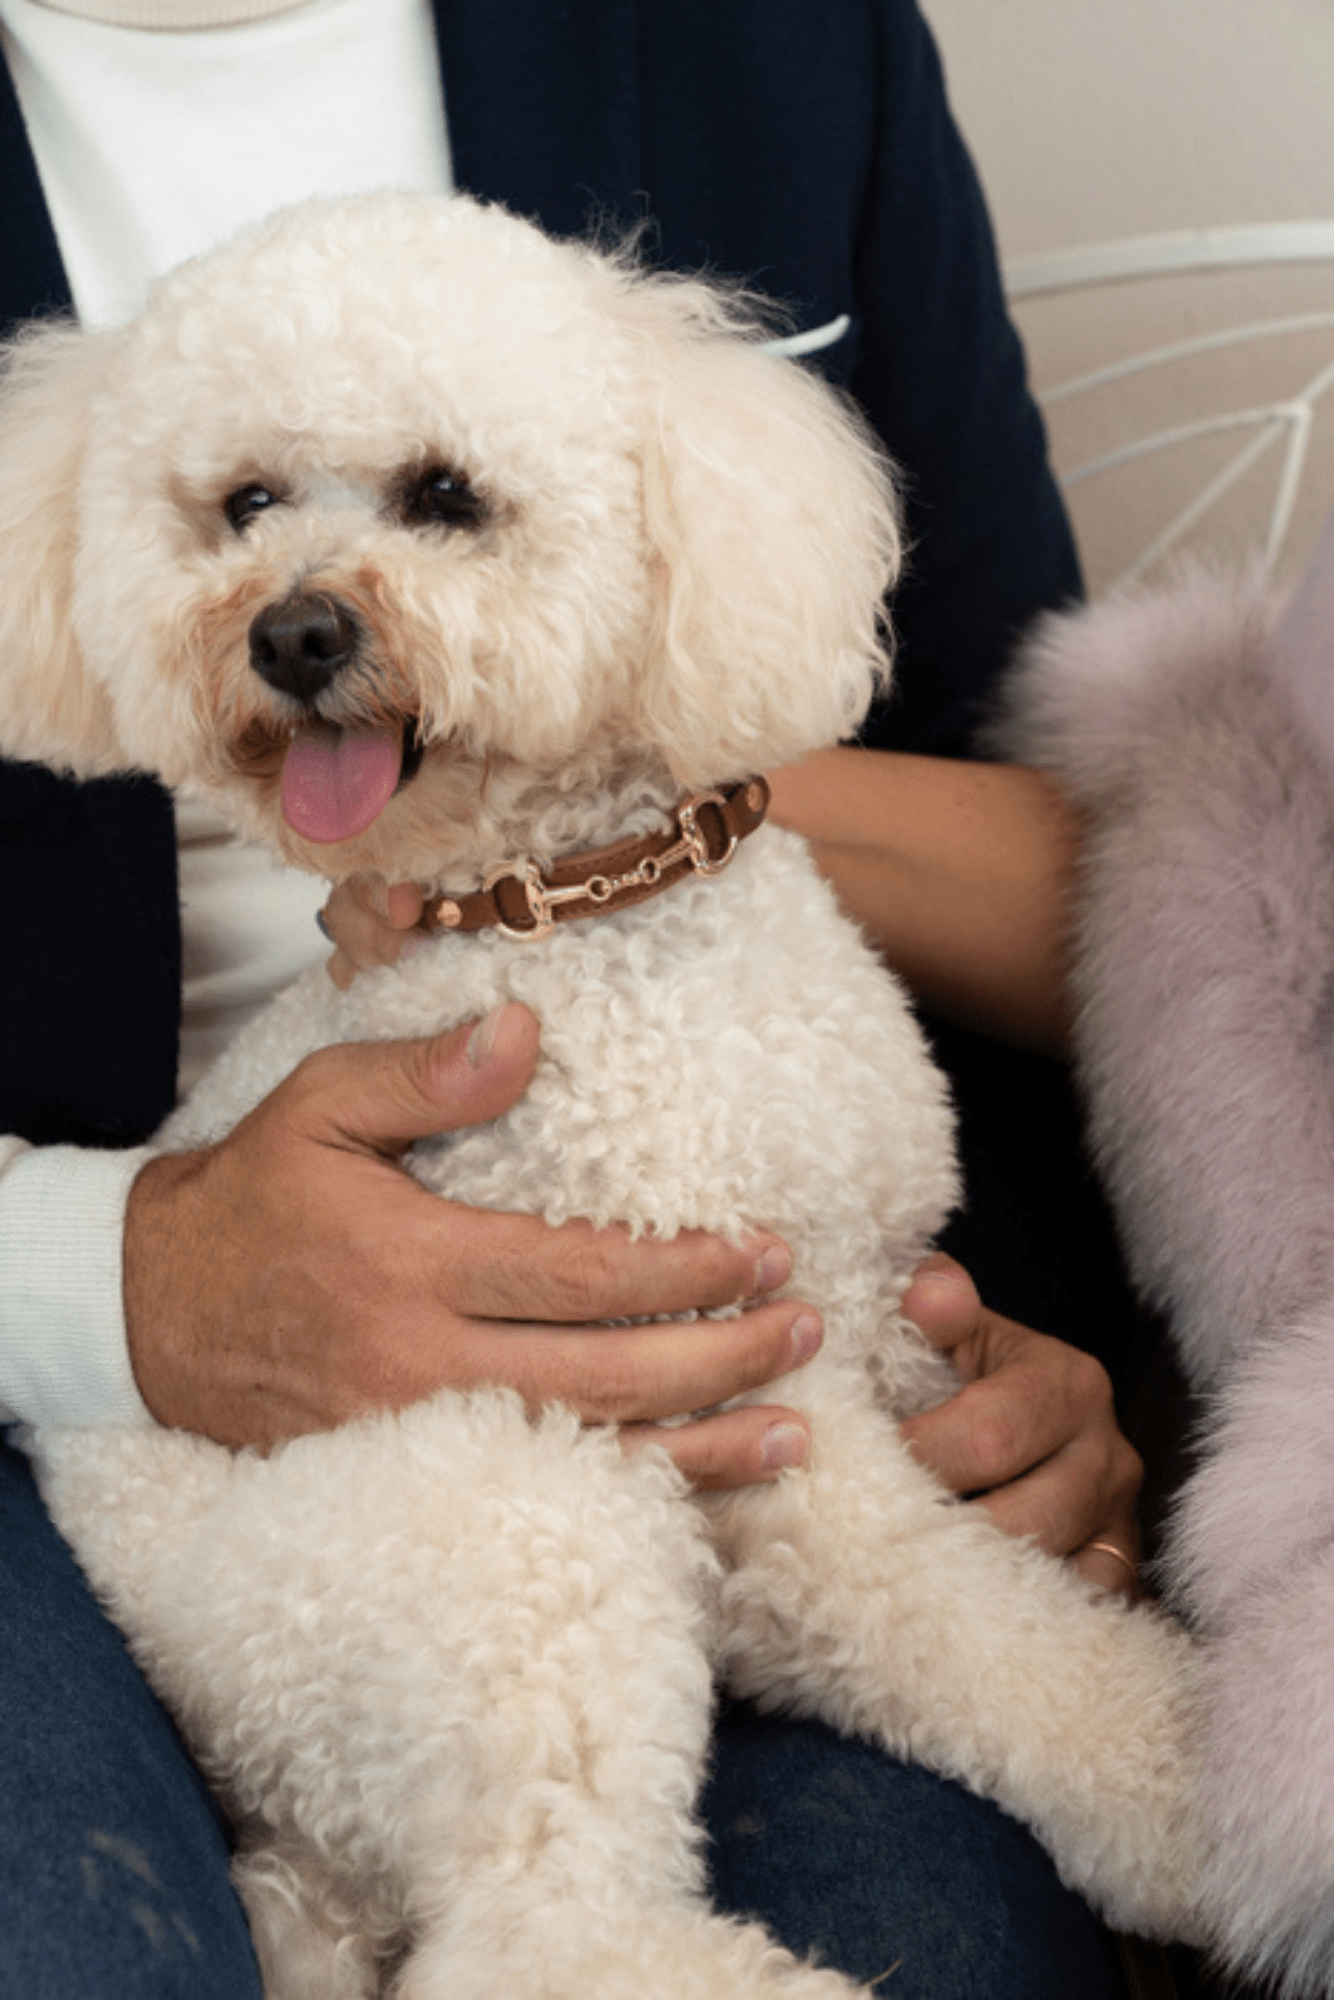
left=249, top=591, right=359, bottom=704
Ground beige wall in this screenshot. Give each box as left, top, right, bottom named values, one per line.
left=921, top=0, right=1334, bottom=256
left=919, top=0, right=1334, bottom=587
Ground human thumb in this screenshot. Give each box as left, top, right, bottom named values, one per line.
left=900, top=1252, right=982, bottom=1364
left=284, top=1002, right=541, bottom=1159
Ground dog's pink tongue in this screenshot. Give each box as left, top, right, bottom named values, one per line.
left=280, top=724, right=402, bottom=844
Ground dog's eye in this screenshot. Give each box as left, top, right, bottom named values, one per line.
left=224, top=484, right=281, bottom=533
left=400, top=466, right=487, bottom=531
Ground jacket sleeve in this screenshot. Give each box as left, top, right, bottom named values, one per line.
left=847, top=0, right=1082, bottom=754
left=620, top=0, right=1083, bottom=755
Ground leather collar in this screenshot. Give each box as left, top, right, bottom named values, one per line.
left=423, top=778, right=769, bottom=941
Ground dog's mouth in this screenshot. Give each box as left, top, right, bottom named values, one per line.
left=233, top=582, right=427, bottom=846
left=279, top=715, right=424, bottom=844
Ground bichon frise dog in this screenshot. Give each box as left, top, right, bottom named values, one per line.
left=0, top=193, right=1202, bottom=1997
left=995, top=528, right=1334, bottom=1999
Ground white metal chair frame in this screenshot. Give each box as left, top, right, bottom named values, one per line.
left=1007, top=222, right=1334, bottom=584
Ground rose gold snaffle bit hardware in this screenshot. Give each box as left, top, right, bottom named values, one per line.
left=487, top=791, right=740, bottom=942
left=424, top=778, right=769, bottom=941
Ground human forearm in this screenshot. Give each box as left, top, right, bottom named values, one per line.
left=766, top=746, right=1083, bottom=1055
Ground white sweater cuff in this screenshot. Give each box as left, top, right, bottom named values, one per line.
left=0, top=1140, right=156, bottom=1428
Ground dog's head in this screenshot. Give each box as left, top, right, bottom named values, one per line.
left=0, top=193, right=899, bottom=879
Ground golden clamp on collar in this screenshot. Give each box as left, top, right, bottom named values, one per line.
left=423, top=778, right=770, bottom=942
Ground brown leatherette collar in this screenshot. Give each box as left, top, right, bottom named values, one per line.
left=422, top=778, right=770, bottom=941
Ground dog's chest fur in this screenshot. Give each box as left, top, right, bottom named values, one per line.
left=165, top=825, right=959, bottom=1407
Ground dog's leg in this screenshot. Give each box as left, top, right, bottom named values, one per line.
left=36, top=1400, right=870, bottom=1999
left=397, top=1901, right=872, bottom=2000
left=380, top=1431, right=874, bottom=2000
left=709, top=1385, right=1203, bottom=1947
left=232, top=1841, right=382, bottom=2000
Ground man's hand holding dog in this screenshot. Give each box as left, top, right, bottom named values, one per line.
left=123, top=1002, right=818, bottom=1487
left=901, top=1254, right=1142, bottom=1596
left=318, top=873, right=1145, bottom=1590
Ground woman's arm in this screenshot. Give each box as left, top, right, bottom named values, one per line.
left=766, top=747, right=1084, bottom=1057
left=325, top=747, right=1086, bottom=1051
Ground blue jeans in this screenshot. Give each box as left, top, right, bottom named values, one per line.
left=1, top=1439, right=1125, bottom=1998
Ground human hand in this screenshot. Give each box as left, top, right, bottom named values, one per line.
left=323, top=874, right=427, bottom=988
left=899, top=1253, right=1142, bottom=1596
left=124, top=1003, right=818, bottom=1485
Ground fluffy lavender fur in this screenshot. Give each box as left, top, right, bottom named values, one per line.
left=996, top=561, right=1334, bottom=1994
left=0, top=194, right=1204, bottom=1995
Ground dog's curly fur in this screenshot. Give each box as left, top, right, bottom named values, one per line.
left=0, top=193, right=1203, bottom=1996
left=994, top=553, right=1334, bottom=1997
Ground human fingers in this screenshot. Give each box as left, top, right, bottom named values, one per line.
left=326, top=946, right=358, bottom=991
left=127, top=1140, right=810, bottom=1449
left=900, top=1342, right=1131, bottom=1509
left=899, top=1250, right=985, bottom=1373
left=905, top=1360, right=1143, bottom=1579
left=291, top=1004, right=796, bottom=1323
left=901, top=1252, right=1144, bottom=1558
left=124, top=1007, right=546, bottom=1442
left=442, top=1297, right=821, bottom=1430
left=902, top=1256, right=1123, bottom=1495
left=1071, top=1531, right=1141, bottom=1600
left=424, top=1201, right=793, bottom=1328
left=975, top=1425, right=1143, bottom=1565
left=321, top=873, right=426, bottom=982
left=284, top=1001, right=542, bottom=1154
left=125, top=1007, right=803, bottom=1451
left=621, top=1405, right=811, bottom=1491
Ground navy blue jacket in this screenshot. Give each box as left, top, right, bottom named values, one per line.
left=0, top=3, right=1124, bottom=1352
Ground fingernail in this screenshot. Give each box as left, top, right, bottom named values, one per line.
left=754, top=1243, right=792, bottom=1293
left=902, top=1266, right=973, bottom=1328
left=465, top=1006, right=506, bottom=1068
left=761, top=1421, right=808, bottom=1471
left=367, top=878, right=390, bottom=919
left=790, top=1313, right=821, bottom=1365
left=910, top=1269, right=967, bottom=1300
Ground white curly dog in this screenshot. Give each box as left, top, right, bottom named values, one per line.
left=0, top=193, right=1203, bottom=1997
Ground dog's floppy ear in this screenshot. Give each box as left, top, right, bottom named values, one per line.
left=624, top=275, right=901, bottom=783
left=0, top=323, right=131, bottom=777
